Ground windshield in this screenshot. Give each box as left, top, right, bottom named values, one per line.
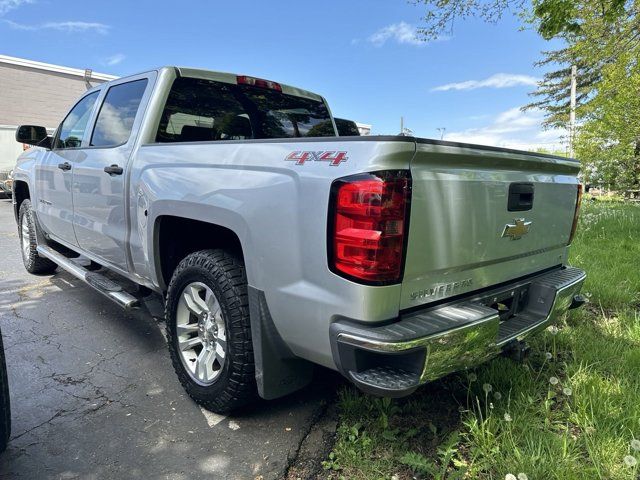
left=156, top=77, right=335, bottom=142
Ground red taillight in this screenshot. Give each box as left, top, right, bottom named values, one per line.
left=568, top=184, right=583, bottom=244
left=329, top=171, right=411, bottom=284
left=236, top=75, right=282, bottom=92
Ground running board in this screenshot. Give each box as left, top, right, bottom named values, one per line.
left=36, top=245, right=140, bottom=310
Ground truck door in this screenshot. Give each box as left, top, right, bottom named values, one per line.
left=35, top=91, right=100, bottom=246
left=72, top=74, right=151, bottom=271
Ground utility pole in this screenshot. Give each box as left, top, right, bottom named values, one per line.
left=569, top=65, right=577, bottom=157
left=400, top=116, right=404, bottom=135
left=436, top=127, right=446, bottom=140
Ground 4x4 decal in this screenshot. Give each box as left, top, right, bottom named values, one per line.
left=285, top=151, right=348, bottom=166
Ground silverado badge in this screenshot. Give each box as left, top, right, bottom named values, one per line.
left=502, top=218, right=532, bottom=240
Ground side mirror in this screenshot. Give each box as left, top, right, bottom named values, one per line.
left=16, top=125, right=51, bottom=149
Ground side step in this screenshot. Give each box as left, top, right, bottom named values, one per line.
left=36, top=245, right=139, bottom=310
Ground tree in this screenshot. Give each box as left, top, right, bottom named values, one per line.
left=523, top=46, right=600, bottom=129
left=575, top=52, right=640, bottom=188
left=524, top=2, right=639, bottom=128
left=413, top=0, right=630, bottom=40
left=413, top=0, right=640, bottom=187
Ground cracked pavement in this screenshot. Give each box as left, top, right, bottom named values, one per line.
left=0, top=198, right=339, bottom=479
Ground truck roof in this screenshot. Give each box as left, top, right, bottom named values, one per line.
left=98, top=66, right=327, bottom=103
left=163, top=66, right=328, bottom=102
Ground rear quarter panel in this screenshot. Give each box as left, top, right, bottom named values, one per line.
left=131, top=138, right=415, bottom=368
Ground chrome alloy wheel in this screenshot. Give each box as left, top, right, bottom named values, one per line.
left=175, top=282, right=227, bottom=385
left=20, top=213, right=30, bottom=261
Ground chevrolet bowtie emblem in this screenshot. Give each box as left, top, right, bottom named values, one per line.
left=502, top=218, right=532, bottom=240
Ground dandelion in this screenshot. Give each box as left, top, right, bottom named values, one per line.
left=483, top=383, right=493, bottom=394
left=494, top=392, right=502, bottom=400
left=549, top=376, right=559, bottom=386
left=545, top=352, right=553, bottom=360
left=624, top=455, right=637, bottom=467
left=468, top=372, right=477, bottom=382
left=548, top=325, right=559, bottom=335
left=489, top=402, right=494, bottom=410
left=631, top=439, right=640, bottom=451
left=517, top=474, right=529, bottom=480
left=504, top=413, right=512, bottom=422
left=505, top=474, right=517, bottom=480
left=563, top=387, right=573, bottom=396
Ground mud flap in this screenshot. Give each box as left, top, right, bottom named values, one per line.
left=248, top=287, right=313, bottom=400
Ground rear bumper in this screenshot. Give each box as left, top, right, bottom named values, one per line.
left=330, top=266, right=586, bottom=397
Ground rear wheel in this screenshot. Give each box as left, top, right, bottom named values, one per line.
left=0, top=328, right=11, bottom=453
left=165, top=249, right=258, bottom=413
left=18, top=199, right=57, bottom=274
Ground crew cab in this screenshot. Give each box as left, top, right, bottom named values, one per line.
left=12, top=67, right=585, bottom=413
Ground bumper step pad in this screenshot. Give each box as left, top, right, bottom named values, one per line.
left=350, top=367, right=421, bottom=396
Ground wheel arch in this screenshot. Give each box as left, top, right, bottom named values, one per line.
left=153, top=215, right=246, bottom=291
left=12, top=180, right=30, bottom=222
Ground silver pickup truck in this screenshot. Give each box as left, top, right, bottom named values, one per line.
left=12, top=67, right=586, bottom=413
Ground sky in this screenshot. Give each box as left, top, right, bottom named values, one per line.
left=0, top=0, right=567, bottom=151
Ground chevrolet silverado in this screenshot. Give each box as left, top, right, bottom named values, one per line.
left=12, top=67, right=585, bottom=413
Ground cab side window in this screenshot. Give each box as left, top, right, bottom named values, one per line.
left=91, top=79, right=148, bottom=147
left=55, top=91, right=100, bottom=149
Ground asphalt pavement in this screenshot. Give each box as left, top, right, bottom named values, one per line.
left=0, top=198, right=338, bottom=479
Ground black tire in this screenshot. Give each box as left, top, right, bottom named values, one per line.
left=18, top=199, right=57, bottom=274
left=165, top=249, right=258, bottom=414
left=0, top=328, right=11, bottom=453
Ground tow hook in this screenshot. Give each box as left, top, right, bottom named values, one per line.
left=569, top=294, right=587, bottom=310
left=503, top=340, right=530, bottom=362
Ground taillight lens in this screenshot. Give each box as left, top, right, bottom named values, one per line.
left=236, top=75, right=282, bottom=92
left=568, top=184, right=583, bottom=244
left=328, top=170, right=411, bottom=284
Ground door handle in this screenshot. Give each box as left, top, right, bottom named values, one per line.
left=507, top=183, right=534, bottom=211
left=104, top=164, right=123, bottom=176
left=57, top=162, right=71, bottom=171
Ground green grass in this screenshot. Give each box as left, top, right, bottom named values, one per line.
left=325, top=199, right=640, bottom=480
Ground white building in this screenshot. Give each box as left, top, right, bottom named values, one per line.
left=355, top=122, right=372, bottom=136
left=0, top=54, right=116, bottom=175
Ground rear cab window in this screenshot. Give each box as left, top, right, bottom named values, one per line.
left=156, top=77, right=335, bottom=142
left=91, top=79, right=148, bottom=147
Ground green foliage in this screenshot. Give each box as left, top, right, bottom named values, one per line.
left=399, top=431, right=467, bottom=479
left=575, top=52, right=640, bottom=187
left=524, top=45, right=601, bottom=129
left=414, top=0, right=640, bottom=188
left=413, top=0, right=630, bottom=40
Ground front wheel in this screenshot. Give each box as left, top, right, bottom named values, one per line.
left=165, top=249, right=258, bottom=413
left=18, top=199, right=57, bottom=274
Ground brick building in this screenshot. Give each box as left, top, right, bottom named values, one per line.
left=0, top=54, right=116, bottom=174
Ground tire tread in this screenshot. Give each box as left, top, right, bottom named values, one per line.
left=165, top=249, right=257, bottom=413
left=18, top=199, right=57, bottom=274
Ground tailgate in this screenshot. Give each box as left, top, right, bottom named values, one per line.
left=401, top=140, right=580, bottom=310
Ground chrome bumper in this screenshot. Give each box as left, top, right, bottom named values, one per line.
left=330, top=267, right=586, bottom=397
